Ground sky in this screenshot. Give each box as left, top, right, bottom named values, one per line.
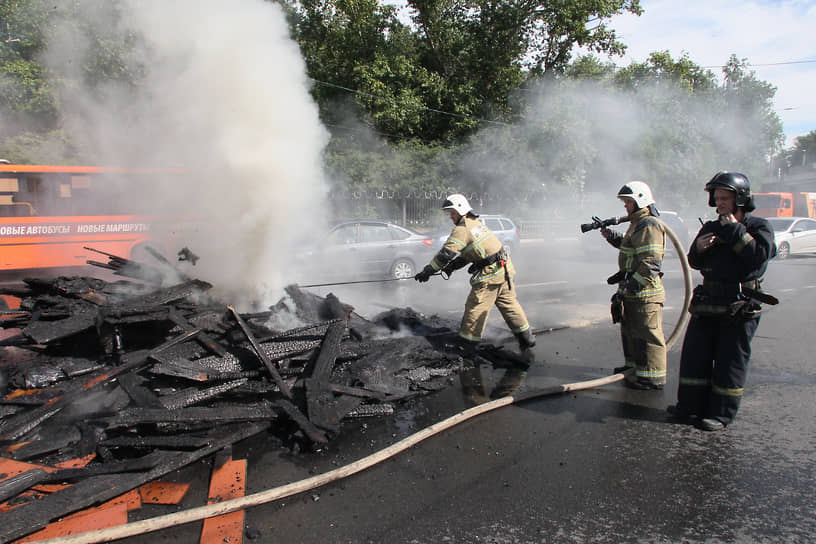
left=606, top=0, right=816, bottom=147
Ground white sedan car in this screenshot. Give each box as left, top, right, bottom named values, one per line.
left=767, top=217, right=816, bottom=259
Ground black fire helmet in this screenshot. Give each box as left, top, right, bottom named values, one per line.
left=705, top=171, right=755, bottom=212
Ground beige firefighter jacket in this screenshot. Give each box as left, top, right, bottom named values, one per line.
left=612, top=207, right=665, bottom=303
left=429, top=215, right=515, bottom=286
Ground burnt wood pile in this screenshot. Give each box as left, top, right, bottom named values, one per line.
left=0, top=271, right=528, bottom=542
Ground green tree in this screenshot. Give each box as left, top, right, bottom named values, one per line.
left=564, top=53, right=617, bottom=81
left=524, top=0, right=643, bottom=76
left=1, top=0, right=141, bottom=161
left=789, top=130, right=816, bottom=168
left=614, top=50, right=716, bottom=93
left=282, top=0, right=643, bottom=141
left=719, top=55, right=784, bottom=170
left=407, top=0, right=643, bottom=121
left=0, top=0, right=59, bottom=137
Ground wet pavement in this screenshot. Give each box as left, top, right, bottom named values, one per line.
left=69, top=244, right=816, bottom=543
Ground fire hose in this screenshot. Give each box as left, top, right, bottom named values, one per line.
left=297, top=278, right=411, bottom=288
left=37, top=221, right=693, bottom=544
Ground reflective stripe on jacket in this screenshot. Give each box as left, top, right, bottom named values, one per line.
left=430, top=216, right=515, bottom=286
left=618, top=208, right=665, bottom=303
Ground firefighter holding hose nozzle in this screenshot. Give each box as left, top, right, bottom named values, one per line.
left=414, top=194, right=536, bottom=365
left=598, top=181, right=668, bottom=390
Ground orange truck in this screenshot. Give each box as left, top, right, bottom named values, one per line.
left=752, top=191, right=816, bottom=218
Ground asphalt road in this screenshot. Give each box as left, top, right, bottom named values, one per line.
left=123, top=242, right=815, bottom=544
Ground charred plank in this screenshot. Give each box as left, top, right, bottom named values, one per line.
left=0, top=469, right=48, bottom=503
left=158, top=379, right=248, bottom=410
left=21, top=309, right=97, bottom=344
left=255, top=319, right=340, bottom=343
left=148, top=359, right=260, bottom=383
left=273, top=399, right=327, bottom=444
left=168, top=307, right=226, bottom=357
left=115, top=372, right=164, bottom=408
left=307, top=321, right=345, bottom=383
left=102, top=279, right=212, bottom=318
left=304, top=378, right=362, bottom=433
left=0, top=387, right=64, bottom=406
left=346, top=403, right=395, bottom=418
left=41, top=450, right=166, bottom=484
left=228, top=306, right=291, bottom=399
left=100, top=433, right=212, bottom=450
left=0, top=422, right=271, bottom=543
left=99, top=404, right=276, bottom=429
left=148, top=359, right=211, bottom=382
left=9, top=424, right=81, bottom=461
left=326, top=383, right=387, bottom=401
left=0, top=331, right=196, bottom=441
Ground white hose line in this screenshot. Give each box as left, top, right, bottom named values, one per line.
left=37, top=225, right=693, bottom=544
left=36, top=374, right=625, bottom=544
left=661, top=221, right=693, bottom=349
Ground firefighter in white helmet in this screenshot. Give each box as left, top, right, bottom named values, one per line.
left=414, top=194, right=536, bottom=364
left=600, top=181, right=667, bottom=389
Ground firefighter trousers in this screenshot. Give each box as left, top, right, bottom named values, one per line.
left=620, top=300, right=667, bottom=383
left=459, top=280, right=530, bottom=342
left=676, top=314, right=760, bottom=424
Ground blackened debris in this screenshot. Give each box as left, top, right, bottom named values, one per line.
left=0, top=270, right=519, bottom=543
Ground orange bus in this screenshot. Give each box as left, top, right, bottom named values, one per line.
left=753, top=191, right=816, bottom=218
left=0, top=163, right=185, bottom=275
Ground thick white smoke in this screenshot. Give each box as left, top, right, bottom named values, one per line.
left=42, top=0, right=330, bottom=309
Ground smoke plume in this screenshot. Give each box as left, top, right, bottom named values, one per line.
left=41, top=0, right=330, bottom=309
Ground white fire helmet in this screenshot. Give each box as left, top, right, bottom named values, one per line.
left=441, top=193, right=473, bottom=216
left=617, top=181, right=655, bottom=209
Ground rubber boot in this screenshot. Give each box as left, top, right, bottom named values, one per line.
left=455, top=337, right=479, bottom=359
left=515, top=329, right=536, bottom=365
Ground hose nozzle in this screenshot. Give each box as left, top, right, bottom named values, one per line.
left=580, top=216, right=623, bottom=233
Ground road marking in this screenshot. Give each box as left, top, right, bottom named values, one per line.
left=778, top=286, right=816, bottom=291
left=517, top=281, right=569, bottom=288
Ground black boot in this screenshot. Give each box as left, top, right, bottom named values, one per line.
left=515, top=329, right=536, bottom=364
left=454, top=337, right=479, bottom=359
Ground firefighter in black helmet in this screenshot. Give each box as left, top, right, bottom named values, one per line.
left=668, top=171, right=776, bottom=431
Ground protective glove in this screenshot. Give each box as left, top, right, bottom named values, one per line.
left=623, top=277, right=641, bottom=295
left=415, top=265, right=434, bottom=283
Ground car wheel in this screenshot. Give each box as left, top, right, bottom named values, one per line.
left=777, top=242, right=790, bottom=259
left=391, top=259, right=415, bottom=279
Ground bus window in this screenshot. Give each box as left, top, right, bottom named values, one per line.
left=0, top=197, right=34, bottom=217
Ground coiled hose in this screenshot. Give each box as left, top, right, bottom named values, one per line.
left=38, top=223, right=693, bottom=544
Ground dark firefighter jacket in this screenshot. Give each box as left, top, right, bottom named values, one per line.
left=688, top=215, right=774, bottom=282
left=429, top=215, right=515, bottom=286
left=686, top=214, right=775, bottom=315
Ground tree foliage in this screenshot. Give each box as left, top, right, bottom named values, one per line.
left=1, top=0, right=142, bottom=159
left=0, top=0, right=792, bottom=222
left=790, top=130, right=816, bottom=167
left=0, top=0, right=58, bottom=135
left=283, top=0, right=643, bottom=139
left=522, top=52, right=784, bottom=212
